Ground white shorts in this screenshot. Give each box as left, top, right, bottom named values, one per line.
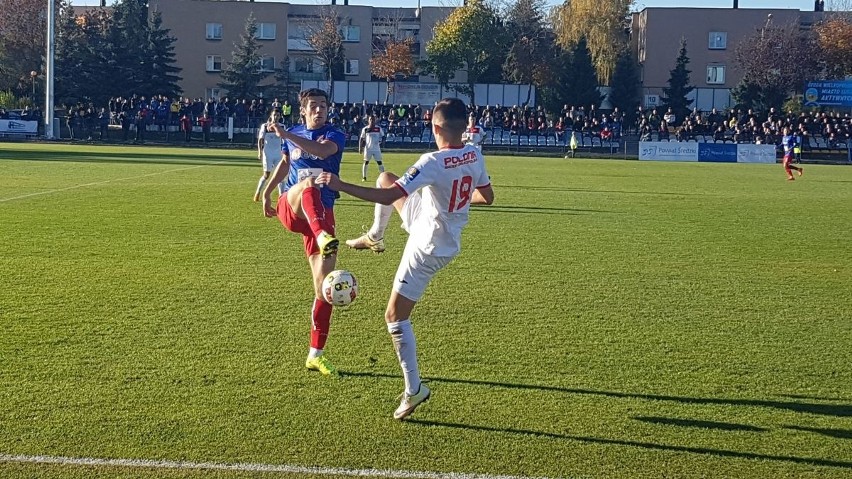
left=364, top=149, right=383, bottom=163
left=263, top=151, right=283, bottom=172
left=393, top=192, right=453, bottom=301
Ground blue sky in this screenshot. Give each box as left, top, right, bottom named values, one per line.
left=72, top=0, right=820, bottom=10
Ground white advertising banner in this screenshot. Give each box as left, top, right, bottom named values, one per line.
left=639, top=141, right=699, bottom=162
left=736, top=144, right=777, bottom=163
left=391, top=83, right=442, bottom=106
left=0, top=119, right=38, bottom=135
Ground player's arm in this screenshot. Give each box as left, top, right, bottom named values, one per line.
left=257, top=127, right=264, bottom=159
left=261, top=153, right=291, bottom=217
left=315, top=172, right=404, bottom=206
left=358, top=129, right=365, bottom=154
left=268, top=123, right=339, bottom=160
left=472, top=185, right=494, bottom=205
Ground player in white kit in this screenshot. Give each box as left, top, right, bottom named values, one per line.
left=359, top=115, right=386, bottom=181
left=461, top=114, right=486, bottom=151
left=253, top=110, right=285, bottom=201
left=315, top=98, right=494, bottom=419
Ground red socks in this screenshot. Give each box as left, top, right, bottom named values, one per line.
left=301, top=187, right=329, bottom=237
left=310, top=298, right=333, bottom=350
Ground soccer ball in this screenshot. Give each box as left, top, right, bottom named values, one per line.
left=321, top=270, right=359, bottom=307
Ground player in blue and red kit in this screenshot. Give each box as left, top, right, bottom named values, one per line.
left=781, top=127, right=803, bottom=181
left=261, top=88, right=346, bottom=376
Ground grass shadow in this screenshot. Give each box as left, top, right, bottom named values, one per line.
left=1, top=147, right=254, bottom=167
left=784, top=425, right=852, bottom=440
left=407, top=419, right=852, bottom=469
left=632, top=416, right=767, bottom=432
left=340, top=371, right=852, bottom=418
left=471, top=204, right=613, bottom=215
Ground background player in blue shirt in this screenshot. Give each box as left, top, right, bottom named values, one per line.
left=781, top=126, right=803, bottom=181
left=260, top=88, right=347, bottom=376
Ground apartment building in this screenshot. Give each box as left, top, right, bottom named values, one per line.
left=146, top=0, right=454, bottom=100
left=631, top=6, right=825, bottom=111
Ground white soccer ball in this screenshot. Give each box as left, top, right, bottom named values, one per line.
left=321, top=270, right=359, bottom=307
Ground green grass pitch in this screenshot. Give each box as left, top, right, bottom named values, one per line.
left=0, top=142, right=850, bottom=478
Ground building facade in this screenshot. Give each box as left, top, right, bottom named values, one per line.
left=631, top=7, right=825, bottom=111
left=147, top=0, right=454, bottom=100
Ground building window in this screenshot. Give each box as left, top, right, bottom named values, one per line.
left=206, top=88, right=223, bottom=101
left=294, top=57, right=315, bottom=73
left=341, top=25, right=360, bottom=42
left=206, top=55, right=222, bottom=72
left=206, top=23, right=222, bottom=40
left=345, top=59, right=359, bottom=76
left=708, top=32, right=727, bottom=50
left=707, top=65, right=725, bottom=84
left=259, top=55, right=275, bottom=72
left=256, top=23, right=276, bottom=40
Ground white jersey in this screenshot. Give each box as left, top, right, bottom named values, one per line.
left=360, top=126, right=384, bottom=151
left=395, top=144, right=491, bottom=257
left=462, top=126, right=485, bottom=148
left=258, top=122, right=284, bottom=169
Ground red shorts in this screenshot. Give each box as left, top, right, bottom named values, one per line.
left=277, top=199, right=336, bottom=257
left=784, top=151, right=794, bottom=161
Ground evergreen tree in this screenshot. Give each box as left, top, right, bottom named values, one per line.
left=147, top=11, right=182, bottom=98
left=661, top=39, right=694, bottom=121
left=219, top=12, right=270, bottom=100
left=502, top=0, right=551, bottom=106
left=608, top=51, right=641, bottom=123
left=565, top=38, right=603, bottom=109
left=106, top=0, right=151, bottom=97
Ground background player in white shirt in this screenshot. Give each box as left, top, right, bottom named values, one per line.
left=253, top=110, right=284, bottom=202
left=461, top=114, right=486, bottom=150
left=315, top=98, right=494, bottom=419
left=359, top=115, right=386, bottom=182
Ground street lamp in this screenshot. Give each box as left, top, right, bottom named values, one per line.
left=30, top=70, right=38, bottom=100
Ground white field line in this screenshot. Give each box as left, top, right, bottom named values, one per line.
left=0, top=165, right=206, bottom=203
left=0, top=453, right=558, bottom=479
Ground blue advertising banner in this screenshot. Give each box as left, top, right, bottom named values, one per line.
left=698, top=142, right=737, bottom=162
left=804, top=80, right=852, bottom=107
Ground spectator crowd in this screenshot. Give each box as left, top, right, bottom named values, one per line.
left=51, top=94, right=852, bottom=152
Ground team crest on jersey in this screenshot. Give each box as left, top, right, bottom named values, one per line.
left=404, top=167, right=420, bottom=181
left=290, top=147, right=303, bottom=159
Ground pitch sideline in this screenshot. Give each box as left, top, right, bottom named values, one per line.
left=0, top=453, right=557, bottom=479
left=0, top=164, right=207, bottom=203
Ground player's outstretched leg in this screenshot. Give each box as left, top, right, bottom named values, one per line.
left=253, top=174, right=267, bottom=202
left=346, top=174, right=399, bottom=253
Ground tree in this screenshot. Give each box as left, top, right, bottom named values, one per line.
left=370, top=38, right=416, bottom=103
left=815, top=16, right=852, bottom=79
left=732, top=22, right=822, bottom=111
left=502, top=0, right=552, bottom=106
left=0, top=0, right=59, bottom=94
left=552, top=0, right=631, bottom=85
left=565, top=38, right=603, bottom=109
left=218, top=12, right=270, bottom=100
left=147, top=10, right=182, bottom=98
left=302, top=8, right=345, bottom=99
left=422, top=0, right=508, bottom=105
left=660, top=38, right=694, bottom=122
left=608, top=51, right=641, bottom=122
left=54, top=3, right=113, bottom=105
left=106, top=0, right=152, bottom=97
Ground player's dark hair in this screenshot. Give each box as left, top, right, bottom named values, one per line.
left=298, top=88, right=329, bottom=107
left=433, top=98, right=467, bottom=136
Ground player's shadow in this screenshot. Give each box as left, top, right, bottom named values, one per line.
left=471, top=204, right=612, bottom=215
left=784, top=425, right=852, bottom=440
left=340, top=371, right=852, bottom=418
left=631, top=416, right=767, bottom=432
left=500, top=184, right=704, bottom=196
left=406, top=419, right=852, bottom=470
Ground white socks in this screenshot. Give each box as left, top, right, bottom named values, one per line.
left=308, top=347, right=323, bottom=360
left=368, top=178, right=392, bottom=240
left=387, top=320, right=420, bottom=396
left=254, top=176, right=266, bottom=197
